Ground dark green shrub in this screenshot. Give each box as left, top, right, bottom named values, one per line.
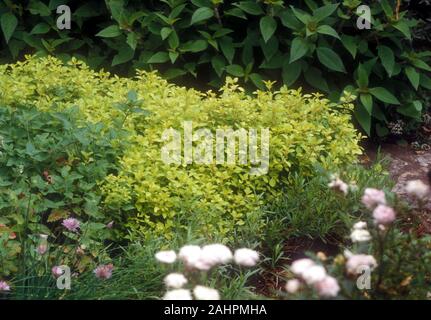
left=0, top=105, right=126, bottom=277
left=1, top=0, right=429, bottom=136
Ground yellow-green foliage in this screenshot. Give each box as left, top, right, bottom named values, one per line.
left=0, top=56, right=363, bottom=239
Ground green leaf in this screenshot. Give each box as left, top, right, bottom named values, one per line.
left=316, top=47, right=346, bottom=73
left=242, top=40, right=253, bottom=65
left=96, top=25, right=121, bottom=38
left=226, top=64, right=244, bottom=77
left=181, top=40, right=208, bottom=53
left=184, top=62, right=197, bottom=77
left=261, top=37, right=279, bottom=61
left=190, top=7, right=214, bottom=25
left=380, top=0, right=393, bottom=18
left=28, top=1, right=51, bottom=16
left=417, top=51, right=431, bottom=58
left=26, top=142, right=38, bottom=156
left=356, top=63, right=368, bottom=88
left=249, top=73, right=265, bottom=90
left=316, top=25, right=340, bottom=39
left=155, top=13, right=170, bottom=25
left=1, top=12, right=18, bottom=43
left=340, top=35, right=357, bottom=58
left=279, top=9, right=302, bottom=30
left=411, top=59, right=431, bottom=72
left=207, top=39, right=218, bottom=50
left=354, top=103, right=371, bottom=135
left=168, top=31, right=179, bottom=49
left=393, top=20, right=411, bottom=40
left=198, top=31, right=211, bottom=40
left=290, top=7, right=311, bottom=24
left=219, top=37, right=235, bottom=64
left=147, top=51, right=170, bottom=64
left=214, top=28, right=233, bottom=38
left=376, top=123, right=389, bottom=137
left=304, top=66, right=329, bottom=92
left=313, top=3, right=339, bottom=22
left=169, top=51, right=179, bottom=63
left=160, top=27, right=172, bottom=40
left=304, top=0, right=318, bottom=11
left=224, top=8, right=247, bottom=19
left=30, top=22, right=50, bottom=35
left=369, top=87, right=400, bottom=104
left=282, top=61, right=301, bottom=86
left=260, top=52, right=284, bottom=69
left=170, top=4, right=187, bottom=19
left=405, top=66, right=419, bottom=90
left=397, top=100, right=422, bottom=119
left=234, top=2, right=264, bottom=15
left=164, top=68, right=187, bottom=80
left=289, top=37, right=308, bottom=63
left=360, top=93, right=373, bottom=114
left=7, top=39, right=25, bottom=58
left=260, top=16, right=277, bottom=43
left=126, top=32, right=138, bottom=50
left=372, top=104, right=387, bottom=122
left=245, top=62, right=253, bottom=75
left=377, top=45, right=395, bottom=77
left=211, top=55, right=225, bottom=77
left=363, top=57, right=378, bottom=75
left=420, top=74, right=431, bottom=90
left=127, top=90, right=138, bottom=102
left=112, top=46, right=135, bottom=66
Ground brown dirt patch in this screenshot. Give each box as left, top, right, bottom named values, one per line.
left=365, top=142, right=431, bottom=208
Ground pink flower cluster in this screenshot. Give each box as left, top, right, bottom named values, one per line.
left=52, top=266, right=64, bottom=278
left=37, top=244, right=48, bottom=255
left=372, top=204, right=396, bottom=226
left=62, top=218, right=80, bottom=232
left=360, top=188, right=396, bottom=226
left=288, top=258, right=340, bottom=298
left=346, top=254, right=377, bottom=275
left=0, top=280, right=10, bottom=292
left=361, top=188, right=386, bottom=209
left=94, top=264, right=114, bottom=279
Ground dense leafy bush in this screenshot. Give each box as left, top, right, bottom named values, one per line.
left=0, top=56, right=362, bottom=240
left=1, top=0, right=429, bottom=136
left=0, top=105, right=125, bottom=278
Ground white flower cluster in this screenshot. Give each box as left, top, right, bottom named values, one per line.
left=350, top=221, right=371, bottom=243
left=328, top=176, right=349, bottom=195
left=156, top=243, right=259, bottom=300
left=287, top=258, right=340, bottom=298
left=405, top=179, right=429, bottom=199
left=327, top=175, right=357, bottom=195
left=156, top=244, right=259, bottom=269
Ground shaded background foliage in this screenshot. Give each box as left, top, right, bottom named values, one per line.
left=0, top=0, right=430, bottom=137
